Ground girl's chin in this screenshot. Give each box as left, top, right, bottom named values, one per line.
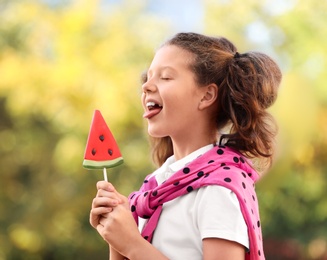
left=147, top=128, right=166, bottom=138
left=148, top=133, right=166, bottom=138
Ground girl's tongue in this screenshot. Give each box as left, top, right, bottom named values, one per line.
left=143, top=103, right=162, bottom=119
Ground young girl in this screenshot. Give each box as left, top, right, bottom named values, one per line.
left=90, top=32, right=282, bottom=260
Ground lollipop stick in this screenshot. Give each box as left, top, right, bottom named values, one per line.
left=103, top=168, right=108, bottom=182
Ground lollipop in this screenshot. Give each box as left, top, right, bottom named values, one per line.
left=83, top=110, right=123, bottom=181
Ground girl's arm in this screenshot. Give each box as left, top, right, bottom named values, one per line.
left=109, top=246, right=125, bottom=260
left=203, top=238, right=245, bottom=260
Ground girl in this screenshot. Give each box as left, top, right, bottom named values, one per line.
left=90, top=32, right=282, bottom=260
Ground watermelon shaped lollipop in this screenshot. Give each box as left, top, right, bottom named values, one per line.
left=83, top=110, right=123, bottom=180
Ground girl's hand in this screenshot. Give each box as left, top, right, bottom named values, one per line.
left=99, top=206, right=169, bottom=260
left=98, top=203, right=142, bottom=256
left=89, top=181, right=129, bottom=230
left=89, top=181, right=144, bottom=258
left=89, top=181, right=169, bottom=260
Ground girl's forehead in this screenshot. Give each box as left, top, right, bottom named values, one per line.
left=155, top=45, right=191, bottom=58
left=149, top=45, right=193, bottom=69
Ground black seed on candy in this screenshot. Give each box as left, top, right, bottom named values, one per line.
left=91, top=148, right=96, bottom=155
left=99, top=135, right=105, bottom=142
left=108, top=149, right=113, bottom=156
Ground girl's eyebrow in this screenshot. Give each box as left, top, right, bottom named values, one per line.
left=159, top=66, right=176, bottom=72
left=147, top=66, right=176, bottom=76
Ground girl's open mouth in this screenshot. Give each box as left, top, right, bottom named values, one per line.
left=143, top=101, right=163, bottom=119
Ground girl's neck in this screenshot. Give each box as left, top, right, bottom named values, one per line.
left=171, top=132, right=219, bottom=161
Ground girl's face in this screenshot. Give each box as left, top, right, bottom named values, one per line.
left=142, top=45, right=205, bottom=140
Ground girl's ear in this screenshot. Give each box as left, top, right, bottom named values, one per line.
left=198, top=83, right=218, bottom=110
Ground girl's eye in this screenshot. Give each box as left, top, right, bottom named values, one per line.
left=161, top=77, right=171, bottom=80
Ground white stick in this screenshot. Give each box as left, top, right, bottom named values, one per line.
left=103, top=167, right=108, bottom=182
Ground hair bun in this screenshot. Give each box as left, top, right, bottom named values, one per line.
left=231, top=51, right=282, bottom=109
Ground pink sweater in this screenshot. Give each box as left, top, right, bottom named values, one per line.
left=129, top=146, right=265, bottom=260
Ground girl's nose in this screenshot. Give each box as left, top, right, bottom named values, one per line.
left=142, top=78, right=156, bottom=94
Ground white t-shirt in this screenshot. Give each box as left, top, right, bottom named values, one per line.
left=138, top=145, right=249, bottom=260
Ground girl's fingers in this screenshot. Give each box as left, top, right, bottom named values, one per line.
left=99, top=216, right=108, bottom=226
left=96, top=181, right=124, bottom=204
left=92, top=197, right=119, bottom=208
left=96, top=188, right=120, bottom=200
left=96, top=181, right=116, bottom=192
left=90, top=207, right=111, bottom=228
left=90, top=206, right=112, bottom=216
left=102, top=212, right=110, bottom=218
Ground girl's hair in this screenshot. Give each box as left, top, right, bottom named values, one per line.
left=146, top=32, right=282, bottom=171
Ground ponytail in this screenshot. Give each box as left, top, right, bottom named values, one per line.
left=218, top=51, right=282, bottom=169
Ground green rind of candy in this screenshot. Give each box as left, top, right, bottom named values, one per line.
left=83, top=157, right=124, bottom=169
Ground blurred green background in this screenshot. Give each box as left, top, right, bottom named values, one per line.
left=0, top=0, right=326, bottom=259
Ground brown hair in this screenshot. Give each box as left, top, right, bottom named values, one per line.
left=145, top=32, right=282, bottom=171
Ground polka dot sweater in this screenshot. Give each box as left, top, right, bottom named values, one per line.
left=129, top=146, right=265, bottom=260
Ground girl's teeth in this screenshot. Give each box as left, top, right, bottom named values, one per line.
left=147, top=102, right=156, bottom=107
left=146, top=102, right=162, bottom=108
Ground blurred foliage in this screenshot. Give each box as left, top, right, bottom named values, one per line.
left=206, top=0, right=327, bottom=258
left=0, top=0, right=326, bottom=259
